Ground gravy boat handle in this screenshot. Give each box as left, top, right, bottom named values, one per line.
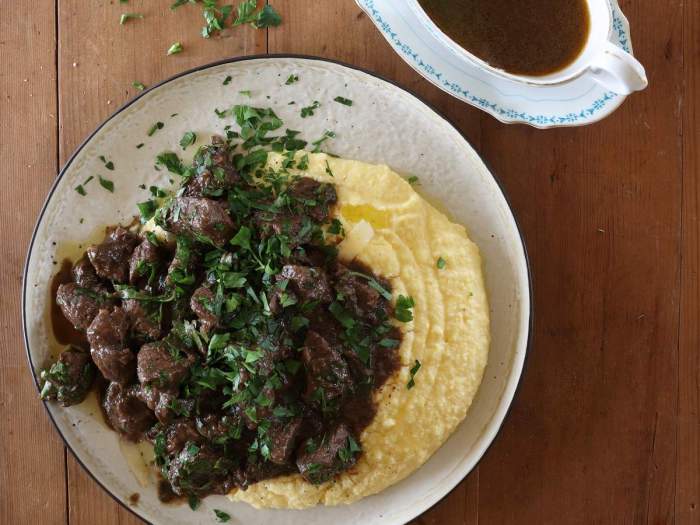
left=588, top=40, right=648, bottom=95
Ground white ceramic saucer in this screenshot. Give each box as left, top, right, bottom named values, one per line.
left=23, top=56, right=530, bottom=525
left=357, top=0, right=637, bottom=128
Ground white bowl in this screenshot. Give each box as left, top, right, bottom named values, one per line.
left=23, top=56, right=531, bottom=525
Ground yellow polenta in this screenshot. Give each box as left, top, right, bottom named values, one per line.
left=228, top=152, right=490, bottom=508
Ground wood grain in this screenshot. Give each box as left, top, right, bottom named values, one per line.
left=471, top=0, right=684, bottom=520
left=0, top=2, right=66, bottom=525
left=677, top=0, right=700, bottom=521
left=1, top=0, right=699, bottom=523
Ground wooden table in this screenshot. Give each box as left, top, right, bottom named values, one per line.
left=1, top=1, right=697, bottom=523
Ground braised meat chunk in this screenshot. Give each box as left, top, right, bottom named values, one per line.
left=87, top=307, right=135, bottom=384
left=123, top=299, right=162, bottom=340
left=278, top=265, right=333, bottom=304
left=268, top=417, right=305, bottom=466
left=129, top=238, right=161, bottom=285
left=186, top=140, right=241, bottom=197
left=167, top=444, right=239, bottom=497
left=56, top=282, right=109, bottom=332
left=195, top=413, right=242, bottom=445
left=190, top=286, right=220, bottom=334
left=40, top=345, right=95, bottom=406
left=243, top=458, right=295, bottom=486
left=72, top=256, right=101, bottom=288
left=137, top=387, right=192, bottom=425
left=333, top=265, right=391, bottom=325
left=253, top=210, right=311, bottom=248
left=87, top=226, right=139, bottom=283
left=301, top=330, right=353, bottom=405
left=297, top=423, right=359, bottom=484
left=288, top=178, right=337, bottom=223
left=164, top=197, right=235, bottom=248
left=166, top=236, right=198, bottom=287
left=161, top=420, right=202, bottom=455
left=136, top=340, right=194, bottom=392
left=102, top=382, right=155, bottom=441
left=134, top=339, right=195, bottom=424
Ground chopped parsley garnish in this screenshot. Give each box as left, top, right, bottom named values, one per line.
left=172, top=0, right=280, bottom=38
left=395, top=295, right=415, bottom=323
left=99, top=156, right=115, bottom=170
left=407, top=359, right=421, bottom=389
left=337, top=435, right=361, bottom=462
left=297, top=154, right=309, bottom=170
left=407, top=175, right=420, bottom=185
left=223, top=75, right=233, bottom=85
left=436, top=257, right=446, bottom=269
left=147, top=121, right=164, bottom=136
left=156, top=152, right=185, bottom=175
left=98, top=176, right=114, bottom=193
left=230, top=105, right=283, bottom=149
left=311, top=130, right=335, bottom=153
left=167, top=42, right=184, bottom=55
left=145, top=231, right=160, bottom=246
left=74, top=175, right=95, bottom=196
left=300, top=101, right=320, bottom=118
left=150, top=185, right=167, bottom=198
left=230, top=225, right=252, bottom=250
left=188, top=494, right=200, bottom=511
left=136, top=143, right=145, bottom=149
left=119, top=12, right=143, bottom=25
left=348, top=271, right=392, bottom=300
left=137, top=200, right=157, bottom=222
left=329, top=301, right=355, bottom=329
left=285, top=74, right=299, bottom=85
left=328, top=218, right=344, bottom=236
left=333, top=96, right=353, bottom=106
left=379, top=338, right=400, bottom=348
left=179, top=131, right=197, bottom=149
left=153, top=432, right=168, bottom=469
left=201, top=1, right=233, bottom=38
left=114, top=285, right=175, bottom=302
left=132, top=81, right=146, bottom=91
left=325, top=160, right=334, bottom=178
left=214, top=509, right=231, bottom=522
left=233, top=0, right=282, bottom=28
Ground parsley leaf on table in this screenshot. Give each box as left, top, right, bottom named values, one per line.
left=233, top=0, right=282, bottom=28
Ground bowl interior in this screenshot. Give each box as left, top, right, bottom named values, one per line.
left=23, top=56, right=530, bottom=525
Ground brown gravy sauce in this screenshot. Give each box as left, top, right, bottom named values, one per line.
left=50, top=259, right=88, bottom=348
left=418, top=0, right=590, bottom=76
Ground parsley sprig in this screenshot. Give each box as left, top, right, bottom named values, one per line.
left=233, top=0, right=282, bottom=28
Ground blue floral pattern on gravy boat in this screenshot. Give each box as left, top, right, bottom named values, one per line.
left=358, top=0, right=636, bottom=128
